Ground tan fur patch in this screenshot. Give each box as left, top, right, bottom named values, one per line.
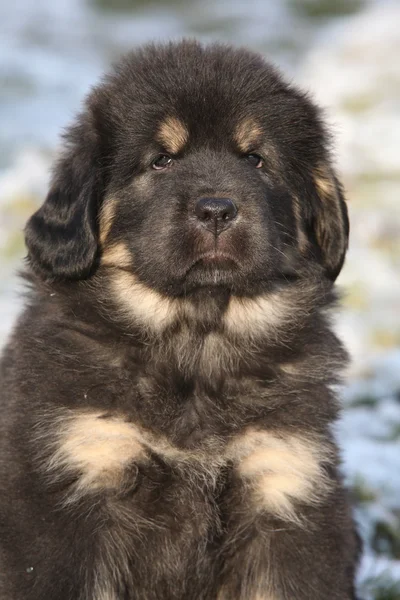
left=217, top=588, right=276, bottom=600
left=224, top=282, right=320, bottom=339
left=110, top=270, right=178, bottom=330
left=280, top=362, right=299, bottom=375
left=313, top=162, right=346, bottom=266
left=101, top=242, right=132, bottom=268
left=224, top=291, right=294, bottom=338
left=235, top=118, right=263, bottom=153
left=157, top=116, right=189, bottom=154
left=230, top=429, right=332, bottom=523
left=292, top=196, right=309, bottom=254
left=99, top=198, right=118, bottom=245
left=314, top=164, right=338, bottom=201
left=93, top=587, right=118, bottom=600
left=48, top=412, right=145, bottom=501
left=39, top=406, right=224, bottom=509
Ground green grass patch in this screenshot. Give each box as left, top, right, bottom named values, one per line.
left=348, top=394, right=379, bottom=409
left=361, top=573, right=400, bottom=600
left=290, top=0, right=365, bottom=19
left=350, top=476, right=377, bottom=504
left=372, top=519, right=400, bottom=560
left=91, top=0, right=185, bottom=12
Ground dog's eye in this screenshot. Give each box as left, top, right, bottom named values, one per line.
left=244, top=153, right=264, bottom=168
left=152, top=154, right=173, bottom=170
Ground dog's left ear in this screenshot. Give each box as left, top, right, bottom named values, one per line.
left=306, top=163, right=349, bottom=281
left=25, top=113, right=102, bottom=280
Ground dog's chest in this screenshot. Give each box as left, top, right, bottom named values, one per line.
left=44, top=408, right=228, bottom=502
left=37, top=402, right=330, bottom=599
left=42, top=401, right=328, bottom=520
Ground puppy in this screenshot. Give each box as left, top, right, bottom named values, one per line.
left=0, top=40, right=360, bottom=599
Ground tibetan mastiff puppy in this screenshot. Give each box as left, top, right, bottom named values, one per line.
left=0, top=41, right=360, bottom=599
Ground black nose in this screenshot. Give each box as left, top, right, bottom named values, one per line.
left=194, top=197, right=238, bottom=234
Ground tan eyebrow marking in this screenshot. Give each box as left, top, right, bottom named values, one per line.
left=235, top=118, right=263, bottom=153
left=157, top=117, right=189, bottom=154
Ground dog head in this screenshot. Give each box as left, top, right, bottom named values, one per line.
left=25, top=41, right=348, bottom=312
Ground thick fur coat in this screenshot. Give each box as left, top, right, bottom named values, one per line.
left=0, top=41, right=360, bottom=599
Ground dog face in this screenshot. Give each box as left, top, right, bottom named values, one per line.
left=25, top=41, right=348, bottom=302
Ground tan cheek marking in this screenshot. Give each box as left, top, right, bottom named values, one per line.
left=48, top=413, right=145, bottom=500
left=99, top=198, right=118, bottom=246
left=224, top=293, right=291, bottom=338
left=101, top=242, right=133, bottom=268
left=235, top=118, right=263, bottom=153
left=232, top=430, right=331, bottom=524
left=109, top=270, right=177, bottom=331
left=157, top=116, right=188, bottom=154
left=224, top=283, right=320, bottom=339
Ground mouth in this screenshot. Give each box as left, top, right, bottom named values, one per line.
left=190, top=251, right=240, bottom=269
left=182, top=251, right=240, bottom=291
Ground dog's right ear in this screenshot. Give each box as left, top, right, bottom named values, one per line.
left=25, top=113, right=103, bottom=280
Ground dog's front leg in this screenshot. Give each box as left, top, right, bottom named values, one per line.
left=215, top=430, right=360, bottom=600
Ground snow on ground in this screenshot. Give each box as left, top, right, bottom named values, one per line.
left=1, top=1, right=399, bottom=596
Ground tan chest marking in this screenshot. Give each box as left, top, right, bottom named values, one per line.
left=43, top=410, right=226, bottom=504
left=46, top=412, right=145, bottom=501
left=230, top=429, right=332, bottom=523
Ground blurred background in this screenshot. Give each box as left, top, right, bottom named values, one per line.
left=0, top=0, right=399, bottom=597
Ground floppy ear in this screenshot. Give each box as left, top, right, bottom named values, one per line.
left=25, top=115, right=102, bottom=280
left=305, top=163, right=349, bottom=281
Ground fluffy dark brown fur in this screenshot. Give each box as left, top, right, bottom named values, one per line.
left=0, top=40, right=360, bottom=600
